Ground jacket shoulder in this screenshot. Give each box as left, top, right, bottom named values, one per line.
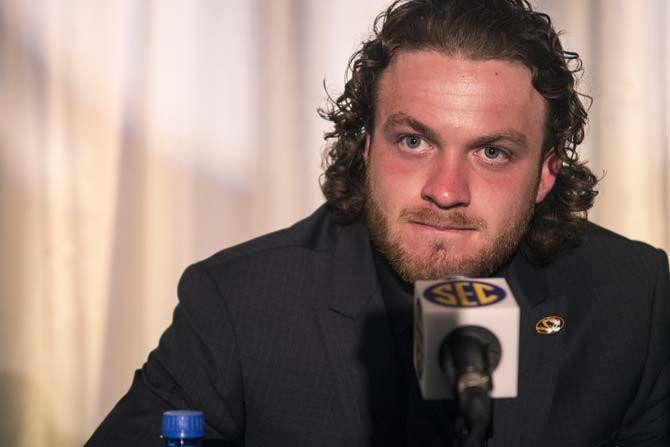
left=177, top=204, right=352, bottom=310
left=579, top=222, right=665, bottom=260
left=552, top=221, right=668, bottom=283
left=195, top=204, right=338, bottom=271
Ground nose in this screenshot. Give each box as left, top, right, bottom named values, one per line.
left=420, top=152, right=471, bottom=209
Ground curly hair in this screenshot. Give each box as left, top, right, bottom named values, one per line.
left=319, top=0, right=598, bottom=264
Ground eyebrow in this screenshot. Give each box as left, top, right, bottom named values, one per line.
left=381, top=112, right=529, bottom=150
left=382, top=113, right=440, bottom=144
left=470, top=131, right=529, bottom=150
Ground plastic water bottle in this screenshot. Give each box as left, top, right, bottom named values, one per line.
left=161, top=410, right=204, bottom=446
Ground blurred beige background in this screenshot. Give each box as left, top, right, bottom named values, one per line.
left=0, top=0, right=668, bottom=445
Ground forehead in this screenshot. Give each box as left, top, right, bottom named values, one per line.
left=374, top=50, right=547, bottom=142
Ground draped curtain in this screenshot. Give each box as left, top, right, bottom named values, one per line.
left=0, top=1, right=667, bottom=445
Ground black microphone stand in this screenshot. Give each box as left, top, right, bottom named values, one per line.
left=439, top=326, right=501, bottom=447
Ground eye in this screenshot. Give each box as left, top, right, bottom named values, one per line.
left=476, top=145, right=511, bottom=164
left=483, top=146, right=503, bottom=159
left=400, top=135, right=424, bottom=150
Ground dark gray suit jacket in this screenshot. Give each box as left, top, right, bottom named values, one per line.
left=86, top=205, right=669, bottom=446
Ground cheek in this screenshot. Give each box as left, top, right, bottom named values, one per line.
left=370, top=149, right=425, bottom=197
left=373, top=148, right=418, bottom=177
left=473, top=165, right=539, bottom=210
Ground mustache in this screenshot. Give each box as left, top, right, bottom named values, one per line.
left=400, top=208, right=487, bottom=230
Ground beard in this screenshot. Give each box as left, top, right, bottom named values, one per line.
left=365, top=175, right=536, bottom=282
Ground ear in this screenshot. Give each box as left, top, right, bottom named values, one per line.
left=535, top=149, right=560, bottom=204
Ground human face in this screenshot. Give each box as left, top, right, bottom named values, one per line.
left=365, top=51, right=558, bottom=281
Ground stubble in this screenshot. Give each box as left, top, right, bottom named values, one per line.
left=365, top=174, right=535, bottom=282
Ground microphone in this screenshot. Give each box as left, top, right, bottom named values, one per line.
left=413, top=277, right=520, bottom=442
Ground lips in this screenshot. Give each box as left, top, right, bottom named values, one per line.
left=410, top=221, right=478, bottom=232
left=400, top=208, right=485, bottom=233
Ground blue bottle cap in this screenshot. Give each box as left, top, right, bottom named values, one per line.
left=162, top=410, right=204, bottom=439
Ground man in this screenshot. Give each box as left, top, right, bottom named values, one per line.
left=87, top=0, right=669, bottom=446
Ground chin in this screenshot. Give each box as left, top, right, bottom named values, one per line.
left=395, top=238, right=504, bottom=281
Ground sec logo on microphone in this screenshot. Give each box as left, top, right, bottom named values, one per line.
left=424, top=280, right=506, bottom=307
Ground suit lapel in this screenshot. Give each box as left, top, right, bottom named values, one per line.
left=314, top=219, right=390, bottom=441
left=493, top=253, right=567, bottom=445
